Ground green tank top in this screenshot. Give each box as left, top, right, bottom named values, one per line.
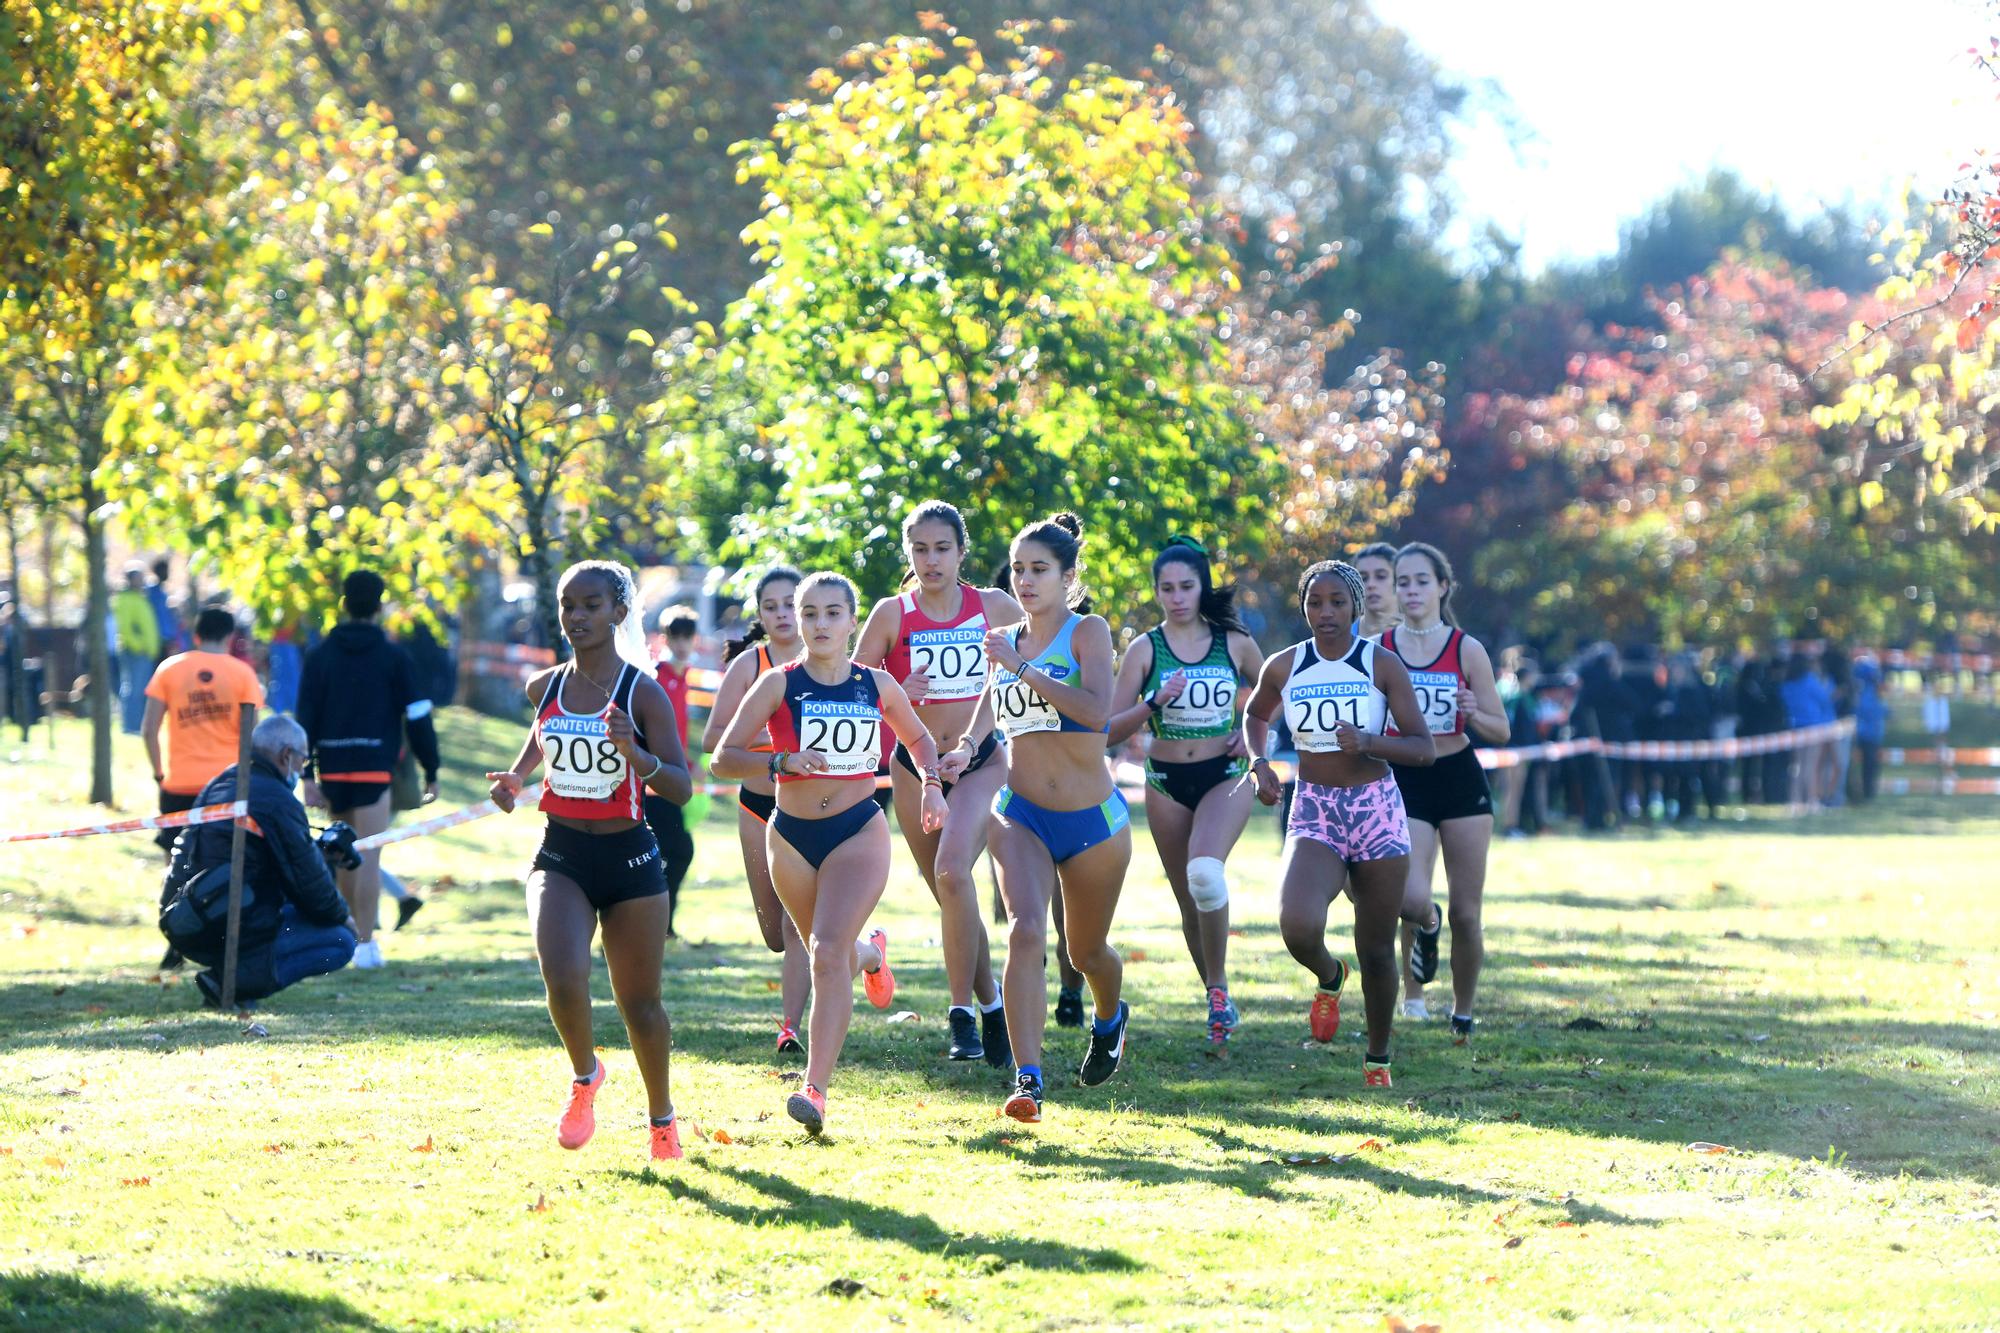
left=1143, top=626, right=1240, bottom=740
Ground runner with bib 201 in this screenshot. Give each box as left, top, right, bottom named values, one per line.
left=487, top=561, right=695, bottom=1163
left=976, top=513, right=1133, bottom=1124
left=1382, top=542, right=1508, bottom=1045
left=1107, top=537, right=1263, bottom=1050
left=1242, top=560, right=1433, bottom=1090
left=854, top=500, right=1023, bottom=1067
left=712, top=573, right=948, bottom=1137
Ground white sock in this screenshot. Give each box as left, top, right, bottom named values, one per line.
left=574, top=1059, right=599, bottom=1085
left=979, top=997, right=1004, bottom=1014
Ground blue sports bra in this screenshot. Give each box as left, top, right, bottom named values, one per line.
left=992, top=613, right=1106, bottom=738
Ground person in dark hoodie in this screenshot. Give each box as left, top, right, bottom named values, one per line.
left=298, top=570, right=442, bottom=969
left=160, top=714, right=358, bottom=1007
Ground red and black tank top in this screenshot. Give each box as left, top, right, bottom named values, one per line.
left=764, top=661, right=885, bottom=783
left=1379, top=626, right=1467, bottom=738
left=882, top=585, right=989, bottom=704
left=536, top=662, right=647, bottom=820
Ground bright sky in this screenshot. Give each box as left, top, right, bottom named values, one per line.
left=1392, top=0, right=1997, bottom=271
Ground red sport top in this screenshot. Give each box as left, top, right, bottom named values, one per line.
left=882, top=584, right=989, bottom=705
left=1380, top=626, right=1467, bottom=738
left=763, top=661, right=886, bottom=783
left=654, top=659, right=691, bottom=750
left=535, top=662, right=648, bottom=820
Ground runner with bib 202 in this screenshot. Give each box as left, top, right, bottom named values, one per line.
left=487, top=561, right=694, bottom=1163
left=1242, top=560, right=1433, bottom=1090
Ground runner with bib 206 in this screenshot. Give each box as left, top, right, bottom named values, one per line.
left=1381, top=541, right=1508, bottom=1045
left=1107, top=537, right=1263, bottom=1049
left=1242, top=560, right=1433, bottom=1090
left=487, top=561, right=694, bottom=1163
left=702, top=567, right=811, bottom=1056
left=712, top=573, right=948, bottom=1137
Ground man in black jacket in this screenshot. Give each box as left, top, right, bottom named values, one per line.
left=298, top=570, right=442, bottom=970
left=163, top=715, right=358, bottom=1007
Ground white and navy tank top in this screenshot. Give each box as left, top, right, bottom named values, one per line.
left=1282, top=638, right=1387, bottom=754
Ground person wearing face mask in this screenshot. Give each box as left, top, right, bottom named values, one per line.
left=157, top=714, right=359, bottom=1009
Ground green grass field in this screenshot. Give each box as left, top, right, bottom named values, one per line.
left=3, top=709, right=1997, bottom=1330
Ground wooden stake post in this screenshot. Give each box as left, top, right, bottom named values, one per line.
left=219, top=703, right=255, bottom=1011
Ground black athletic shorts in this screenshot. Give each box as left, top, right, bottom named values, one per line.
left=1145, top=753, right=1248, bottom=813
left=1390, top=743, right=1493, bottom=828
left=531, top=821, right=666, bottom=912
left=156, top=788, right=199, bottom=853
left=321, top=780, right=390, bottom=813
left=894, top=729, right=1001, bottom=798
left=738, top=786, right=776, bottom=824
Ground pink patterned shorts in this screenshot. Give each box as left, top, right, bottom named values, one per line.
left=1288, top=775, right=1411, bottom=864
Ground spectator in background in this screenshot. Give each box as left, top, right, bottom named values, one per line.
left=1780, top=653, right=1835, bottom=812
left=1570, top=644, right=1623, bottom=829
left=1852, top=656, right=1887, bottom=802
left=265, top=621, right=303, bottom=716
left=1735, top=655, right=1785, bottom=805
left=1825, top=651, right=1855, bottom=807
left=1664, top=654, right=1715, bottom=822
left=145, top=607, right=265, bottom=856
left=113, top=564, right=161, bottom=735
left=1921, top=671, right=1951, bottom=752
left=646, top=607, right=701, bottom=940
left=298, top=570, right=441, bottom=970
left=147, top=557, right=185, bottom=656
left=1501, top=658, right=1544, bottom=836
left=158, top=714, right=356, bottom=1008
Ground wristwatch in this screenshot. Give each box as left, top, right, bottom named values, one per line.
left=1145, top=692, right=1165, bottom=715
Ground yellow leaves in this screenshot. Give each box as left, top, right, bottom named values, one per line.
left=527, top=223, right=554, bottom=238
left=1858, top=480, right=1884, bottom=511
left=627, top=329, right=655, bottom=347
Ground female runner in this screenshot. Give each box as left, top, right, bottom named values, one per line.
left=713, top=573, right=947, bottom=1135
left=979, top=513, right=1132, bottom=1123
left=1106, top=537, right=1263, bottom=1047
left=1354, top=542, right=1401, bottom=640
left=1242, top=560, right=1433, bottom=1088
left=487, top=561, right=695, bottom=1161
left=854, top=500, right=1022, bottom=1067
left=701, top=566, right=811, bottom=1054
left=1382, top=542, right=1508, bottom=1043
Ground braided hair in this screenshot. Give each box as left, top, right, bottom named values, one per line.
left=1297, top=560, right=1366, bottom=624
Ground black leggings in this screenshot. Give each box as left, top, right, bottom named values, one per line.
left=643, top=795, right=696, bottom=930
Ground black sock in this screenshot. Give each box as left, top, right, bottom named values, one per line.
left=650, top=1112, right=675, bottom=1128
left=1365, top=1051, right=1391, bottom=1065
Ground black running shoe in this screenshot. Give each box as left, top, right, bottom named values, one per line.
left=1002, top=1070, right=1044, bottom=1123
left=395, top=897, right=424, bottom=931
left=981, top=1004, right=1012, bottom=1068
left=947, top=1008, right=983, bottom=1061
left=1449, top=1014, right=1475, bottom=1044
left=158, top=947, right=184, bottom=971
left=1054, top=985, right=1085, bottom=1030
left=194, top=971, right=222, bottom=1009
left=1077, top=1000, right=1130, bottom=1087
left=1409, top=903, right=1444, bottom=985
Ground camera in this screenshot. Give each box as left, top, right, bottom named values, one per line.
left=314, top=821, right=362, bottom=872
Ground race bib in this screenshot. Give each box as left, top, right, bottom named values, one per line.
left=1287, top=681, right=1372, bottom=754
left=907, top=625, right=987, bottom=702
left=994, top=672, right=1060, bottom=738
left=799, top=699, right=883, bottom=777
left=541, top=713, right=628, bottom=800
left=1408, top=670, right=1460, bottom=735
left=1159, top=664, right=1237, bottom=734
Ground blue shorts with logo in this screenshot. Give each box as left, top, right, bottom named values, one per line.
left=992, top=787, right=1130, bottom=864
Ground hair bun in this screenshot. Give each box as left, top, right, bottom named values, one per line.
left=1046, top=511, right=1083, bottom=539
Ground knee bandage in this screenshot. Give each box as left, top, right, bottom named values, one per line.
left=1187, top=857, right=1229, bottom=912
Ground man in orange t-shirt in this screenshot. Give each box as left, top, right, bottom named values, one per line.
left=144, top=606, right=266, bottom=854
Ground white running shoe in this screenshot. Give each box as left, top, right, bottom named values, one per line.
left=1401, top=997, right=1430, bottom=1021
left=352, top=939, right=385, bottom=970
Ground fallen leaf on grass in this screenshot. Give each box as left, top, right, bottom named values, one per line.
left=529, top=1192, right=551, bottom=1213
left=764, top=980, right=780, bottom=992
left=1499, top=1111, right=1522, bottom=1122
left=1354, top=1137, right=1386, bottom=1152
left=886, top=1011, right=923, bottom=1024
left=120, top=1176, right=151, bottom=1187
left=262, top=1144, right=284, bottom=1155
left=1481, top=1275, right=1499, bottom=1285
left=84, top=1004, right=105, bottom=1015
left=1383, top=1319, right=1442, bottom=1333
left=1553, top=1221, right=1578, bottom=1229
left=710, top=1129, right=733, bottom=1145
left=0, top=1147, right=11, bottom=1155
left=1128, top=949, right=1148, bottom=962
left=1503, top=1236, right=1523, bottom=1249
left=411, top=1136, right=435, bottom=1153
left=350, top=1082, right=372, bottom=1093
left=1685, top=1142, right=1733, bottom=1154
left=824, top=1279, right=866, bottom=1298
left=42, top=1156, right=65, bottom=1170
left=1531, top=960, right=1550, bottom=970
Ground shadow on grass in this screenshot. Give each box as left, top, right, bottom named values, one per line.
left=622, top=1160, right=1143, bottom=1274
left=0, top=1272, right=387, bottom=1332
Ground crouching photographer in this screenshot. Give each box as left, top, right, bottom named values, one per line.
left=159, top=715, right=361, bottom=1008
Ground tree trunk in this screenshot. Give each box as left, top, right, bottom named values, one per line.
left=5, top=506, right=25, bottom=740
left=81, top=475, right=113, bottom=805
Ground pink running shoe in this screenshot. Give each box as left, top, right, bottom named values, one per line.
left=558, top=1060, right=605, bottom=1150
left=649, top=1118, right=683, bottom=1162
left=787, top=1083, right=827, bottom=1136
left=863, top=928, right=896, bottom=1009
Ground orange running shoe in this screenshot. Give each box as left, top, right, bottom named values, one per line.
left=649, top=1117, right=683, bottom=1162
left=776, top=1020, right=804, bottom=1054
left=557, top=1060, right=605, bottom=1150
left=1363, top=1060, right=1393, bottom=1089
left=1308, top=960, right=1349, bottom=1042
left=787, top=1083, right=827, bottom=1136
left=863, top=928, right=896, bottom=1009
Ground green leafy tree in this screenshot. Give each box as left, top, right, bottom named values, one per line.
left=703, top=21, right=1274, bottom=605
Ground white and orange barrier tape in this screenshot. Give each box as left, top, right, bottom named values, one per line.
left=351, top=784, right=545, bottom=852
left=1879, top=746, right=2000, bottom=768
left=2, top=800, right=250, bottom=844
left=1472, top=719, right=1856, bottom=770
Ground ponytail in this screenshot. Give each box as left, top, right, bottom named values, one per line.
left=723, top=564, right=802, bottom=662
